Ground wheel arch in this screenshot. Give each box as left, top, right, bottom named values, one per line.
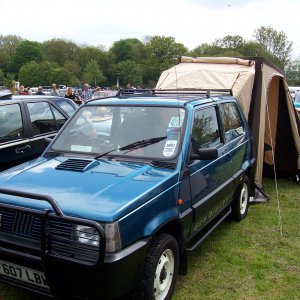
left=148, top=216, right=187, bottom=276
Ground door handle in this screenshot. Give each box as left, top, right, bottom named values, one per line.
left=15, top=145, right=31, bottom=154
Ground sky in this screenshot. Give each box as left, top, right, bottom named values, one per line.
left=0, top=0, right=299, bottom=57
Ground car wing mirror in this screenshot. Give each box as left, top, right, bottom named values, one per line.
left=190, top=148, right=218, bottom=161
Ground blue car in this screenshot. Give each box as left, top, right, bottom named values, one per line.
left=294, top=98, right=300, bottom=116
left=0, top=89, right=255, bottom=300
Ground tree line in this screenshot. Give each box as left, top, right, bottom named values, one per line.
left=0, top=25, right=298, bottom=89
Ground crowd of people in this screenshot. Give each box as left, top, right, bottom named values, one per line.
left=0, top=81, right=117, bottom=105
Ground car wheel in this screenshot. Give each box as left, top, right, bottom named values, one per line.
left=232, top=175, right=250, bottom=222
left=135, top=234, right=179, bottom=300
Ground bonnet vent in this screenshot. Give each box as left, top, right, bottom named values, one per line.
left=55, top=159, right=99, bottom=172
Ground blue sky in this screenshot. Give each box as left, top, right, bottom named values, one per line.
left=1, top=0, right=299, bottom=57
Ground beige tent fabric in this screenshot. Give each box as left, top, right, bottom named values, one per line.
left=156, top=56, right=300, bottom=185
left=156, top=57, right=256, bottom=119
left=180, top=56, right=254, bottom=67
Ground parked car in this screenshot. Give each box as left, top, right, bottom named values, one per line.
left=0, top=94, right=77, bottom=171
left=294, top=97, right=300, bottom=116
left=0, top=89, right=255, bottom=300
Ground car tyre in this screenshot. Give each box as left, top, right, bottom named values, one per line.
left=134, top=233, right=179, bottom=300
left=232, top=175, right=250, bottom=222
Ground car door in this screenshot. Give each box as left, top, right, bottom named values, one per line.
left=0, top=102, right=34, bottom=171
left=25, top=101, right=68, bottom=159
left=188, top=105, right=234, bottom=236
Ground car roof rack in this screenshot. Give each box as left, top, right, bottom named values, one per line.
left=116, top=88, right=233, bottom=98
left=0, top=91, right=13, bottom=100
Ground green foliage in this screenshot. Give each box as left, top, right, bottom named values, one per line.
left=285, top=59, right=300, bottom=85
left=0, top=27, right=295, bottom=87
left=254, top=26, right=293, bottom=69
left=0, top=69, right=4, bottom=85
left=110, top=38, right=145, bottom=63
left=213, top=35, right=246, bottom=50
left=18, top=60, right=60, bottom=86
left=42, top=38, right=78, bottom=66
left=81, top=59, right=106, bottom=86
left=0, top=35, right=23, bottom=55
left=73, top=46, right=105, bottom=72
left=9, top=40, right=43, bottom=74
left=117, top=60, right=143, bottom=86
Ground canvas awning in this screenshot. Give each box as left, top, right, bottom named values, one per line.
left=156, top=56, right=300, bottom=186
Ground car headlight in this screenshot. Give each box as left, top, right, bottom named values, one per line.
left=74, top=222, right=121, bottom=253
left=74, top=225, right=100, bottom=247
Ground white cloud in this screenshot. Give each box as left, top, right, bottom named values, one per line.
left=0, top=0, right=299, bottom=56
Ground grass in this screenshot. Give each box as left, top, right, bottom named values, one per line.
left=0, top=178, right=299, bottom=300
left=173, top=178, right=300, bottom=300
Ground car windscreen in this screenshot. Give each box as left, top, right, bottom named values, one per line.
left=51, top=105, right=185, bottom=160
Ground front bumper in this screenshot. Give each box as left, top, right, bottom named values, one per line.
left=0, top=237, right=151, bottom=299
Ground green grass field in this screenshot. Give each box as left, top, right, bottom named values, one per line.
left=0, top=178, right=299, bottom=300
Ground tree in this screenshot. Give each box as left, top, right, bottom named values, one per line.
left=144, top=36, right=188, bottom=82
left=18, top=61, right=40, bottom=86
left=0, top=69, right=5, bottom=85
left=117, top=60, right=143, bottom=87
left=253, top=26, right=293, bottom=69
left=81, top=59, right=106, bottom=86
left=285, top=59, right=300, bottom=85
left=9, top=40, right=43, bottom=74
left=189, top=43, right=224, bottom=57
left=42, top=38, right=78, bottom=66
left=110, top=38, right=146, bottom=63
left=63, top=60, right=81, bottom=78
left=0, top=35, right=23, bottom=55
left=213, top=35, right=245, bottom=50
left=74, top=46, right=105, bottom=72
left=0, top=35, right=23, bottom=71
left=18, top=60, right=61, bottom=86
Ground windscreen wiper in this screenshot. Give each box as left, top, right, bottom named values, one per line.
left=94, top=136, right=167, bottom=159
left=120, top=136, right=167, bottom=152
left=43, top=150, right=64, bottom=157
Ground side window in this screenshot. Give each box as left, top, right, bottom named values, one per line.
left=28, top=102, right=57, bottom=135
left=56, top=99, right=76, bottom=117
left=192, top=106, right=221, bottom=149
left=220, top=103, right=245, bottom=143
left=0, top=104, right=24, bottom=142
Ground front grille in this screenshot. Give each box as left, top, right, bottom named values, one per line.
left=0, top=210, right=41, bottom=240
left=0, top=208, right=102, bottom=265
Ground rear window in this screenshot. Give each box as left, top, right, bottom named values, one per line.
left=0, top=104, right=24, bottom=142
left=220, top=102, right=245, bottom=143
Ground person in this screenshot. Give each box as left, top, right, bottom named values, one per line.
left=294, top=89, right=300, bottom=102
left=65, top=86, right=82, bottom=105
left=18, top=85, right=28, bottom=95
left=65, top=87, right=76, bottom=100
left=81, top=83, right=93, bottom=102
left=10, top=80, right=18, bottom=95
left=50, top=83, right=59, bottom=96
left=35, top=86, right=45, bottom=95
left=93, top=86, right=102, bottom=97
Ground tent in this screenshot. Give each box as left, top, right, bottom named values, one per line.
left=156, top=56, right=300, bottom=188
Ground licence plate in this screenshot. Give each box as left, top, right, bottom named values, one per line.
left=0, top=260, right=49, bottom=289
